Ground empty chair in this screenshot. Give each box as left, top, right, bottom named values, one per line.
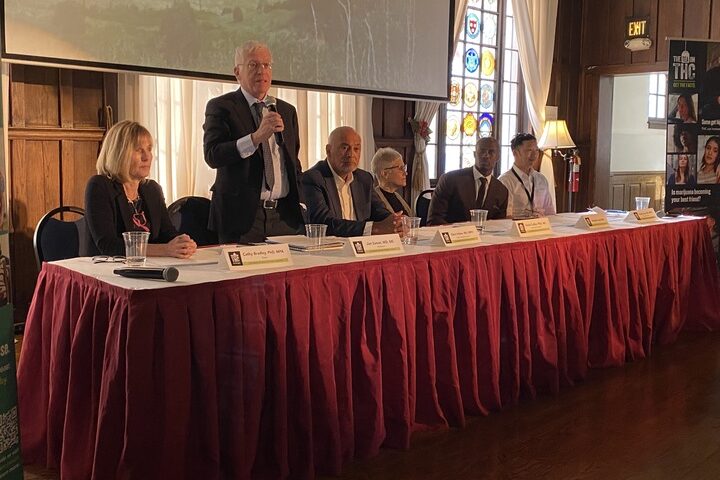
left=167, top=196, right=218, bottom=246
left=33, top=206, right=86, bottom=269
left=415, top=189, right=434, bottom=227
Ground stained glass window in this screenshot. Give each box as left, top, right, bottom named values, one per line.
left=426, top=0, right=521, bottom=177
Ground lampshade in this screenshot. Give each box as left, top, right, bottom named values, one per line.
left=537, top=120, right=576, bottom=149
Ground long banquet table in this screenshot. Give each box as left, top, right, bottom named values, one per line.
left=17, top=215, right=720, bottom=479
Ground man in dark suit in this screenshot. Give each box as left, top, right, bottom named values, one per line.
left=302, top=126, right=402, bottom=237
left=427, top=136, right=508, bottom=225
left=203, top=41, right=304, bottom=243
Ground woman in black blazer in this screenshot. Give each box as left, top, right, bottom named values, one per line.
left=81, top=121, right=197, bottom=258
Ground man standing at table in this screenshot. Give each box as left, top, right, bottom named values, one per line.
left=427, top=136, right=509, bottom=225
left=498, top=133, right=556, bottom=219
left=302, top=126, right=403, bottom=237
left=203, top=41, right=304, bottom=243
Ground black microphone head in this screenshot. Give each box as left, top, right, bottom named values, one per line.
left=163, top=267, right=179, bottom=282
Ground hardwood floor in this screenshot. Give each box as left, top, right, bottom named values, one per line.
left=17, top=332, right=720, bottom=480
left=324, top=332, right=720, bottom=480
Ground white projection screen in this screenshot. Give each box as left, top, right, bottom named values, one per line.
left=2, top=0, right=454, bottom=100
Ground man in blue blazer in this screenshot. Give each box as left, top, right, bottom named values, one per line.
left=203, top=41, right=304, bottom=243
left=302, top=126, right=402, bottom=237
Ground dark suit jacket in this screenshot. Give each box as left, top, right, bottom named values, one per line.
left=302, top=160, right=391, bottom=237
left=427, top=167, right=508, bottom=225
left=203, top=88, right=304, bottom=238
left=81, top=175, right=178, bottom=256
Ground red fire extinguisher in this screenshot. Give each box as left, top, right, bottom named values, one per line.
left=568, top=151, right=581, bottom=193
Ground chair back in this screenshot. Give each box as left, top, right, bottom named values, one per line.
left=33, top=206, right=85, bottom=268
left=415, top=189, right=434, bottom=226
left=167, top=196, right=218, bottom=246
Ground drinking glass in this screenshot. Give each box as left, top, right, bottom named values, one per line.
left=122, top=231, right=150, bottom=266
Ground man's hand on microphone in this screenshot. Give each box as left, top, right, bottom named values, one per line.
left=251, top=111, right=284, bottom=145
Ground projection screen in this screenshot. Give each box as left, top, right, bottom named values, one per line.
left=1, top=0, right=454, bottom=100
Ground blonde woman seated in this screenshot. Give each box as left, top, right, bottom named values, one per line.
left=81, top=121, right=197, bottom=258
left=370, top=147, right=414, bottom=216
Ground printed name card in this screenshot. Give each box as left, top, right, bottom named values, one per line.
left=347, top=234, right=404, bottom=257
left=511, top=217, right=553, bottom=237
left=221, top=244, right=292, bottom=271
left=431, top=225, right=481, bottom=247
left=574, top=213, right=610, bottom=230
left=623, top=208, right=658, bottom=224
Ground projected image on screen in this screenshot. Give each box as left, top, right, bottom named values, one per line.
left=3, top=0, right=452, bottom=100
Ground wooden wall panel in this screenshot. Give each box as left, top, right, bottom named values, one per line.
left=72, top=71, right=105, bottom=128
left=10, top=140, right=61, bottom=315
left=712, top=0, right=720, bottom=40
left=61, top=141, right=101, bottom=208
left=9, top=65, right=115, bottom=324
left=656, top=0, right=684, bottom=64
left=10, top=66, right=60, bottom=128
left=683, top=0, right=711, bottom=38
left=630, top=0, right=658, bottom=65
left=608, top=171, right=665, bottom=210
left=581, top=0, right=610, bottom=67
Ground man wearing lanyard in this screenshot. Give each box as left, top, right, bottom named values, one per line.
left=203, top=40, right=304, bottom=243
left=498, top=133, right=556, bottom=219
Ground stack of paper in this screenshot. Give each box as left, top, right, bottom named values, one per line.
left=266, top=235, right=345, bottom=252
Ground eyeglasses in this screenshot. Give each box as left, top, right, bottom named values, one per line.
left=92, top=255, right=126, bottom=264
left=243, top=61, right=273, bottom=71
left=384, top=165, right=407, bottom=173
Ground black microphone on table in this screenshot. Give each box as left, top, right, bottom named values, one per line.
left=264, top=96, right=284, bottom=145
left=114, top=267, right=179, bottom=282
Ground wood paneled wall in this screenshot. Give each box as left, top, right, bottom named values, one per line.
left=553, top=0, right=720, bottom=210
left=9, top=65, right=116, bottom=323
left=608, top=171, right=665, bottom=211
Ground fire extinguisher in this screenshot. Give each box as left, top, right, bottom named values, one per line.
left=568, top=151, right=581, bottom=193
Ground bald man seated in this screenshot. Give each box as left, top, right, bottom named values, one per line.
left=302, top=126, right=404, bottom=237
left=427, top=136, right=509, bottom=225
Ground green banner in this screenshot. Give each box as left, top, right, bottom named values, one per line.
left=0, top=305, right=22, bottom=480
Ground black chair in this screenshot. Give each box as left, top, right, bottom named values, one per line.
left=415, top=189, right=434, bottom=226
left=167, top=196, right=218, bottom=246
left=33, top=206, right=86, bottom=269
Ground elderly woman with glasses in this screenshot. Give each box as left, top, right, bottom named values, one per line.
left=370, top=147, right=414, bottom=216
left=81, top=120, right=197, bottom=258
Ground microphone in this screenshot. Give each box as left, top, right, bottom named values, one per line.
left=264, top=96, right=284, bottom=145
left=114, top=267, right=179, bottom=282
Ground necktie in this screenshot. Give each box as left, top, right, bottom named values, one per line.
left=476, top=177, right=487, bottom=208
left=253, top=102, right=275, bottom=192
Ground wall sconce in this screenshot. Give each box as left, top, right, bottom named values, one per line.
left=538, top=119, right=577, bottom=211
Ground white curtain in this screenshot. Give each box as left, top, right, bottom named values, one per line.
left=118, top=74, right=375, bottom=203
left=511, top=0, right=559, bottom=208
left=410, top=0, right=469, bottom=205
left=274, top=88, right=375, bottom=171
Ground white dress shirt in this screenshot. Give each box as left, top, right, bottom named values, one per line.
left=498, top=165, right=556, bottom=218
left=472, top=167, right=493, bottom=207
left=327, top=162, right=374, bottom=235
left=235, top=87, right=289, bottom=201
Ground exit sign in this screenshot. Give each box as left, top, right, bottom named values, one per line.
left=626, top=16, right=650, bottom=40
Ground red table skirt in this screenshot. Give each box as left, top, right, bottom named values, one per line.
left=17, top=219, right=720, bottom=479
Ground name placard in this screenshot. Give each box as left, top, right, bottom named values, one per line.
left=511, top=217, right=553, bottom=237
left=623, top=208, right=658, bottom=224
left=574, top=213, right=610, bottom=230
left=432, top=225, right=481, bottom=247
left=221, top=244, right=292, bottom=271
left=347, top=234, right=404, bottom=257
